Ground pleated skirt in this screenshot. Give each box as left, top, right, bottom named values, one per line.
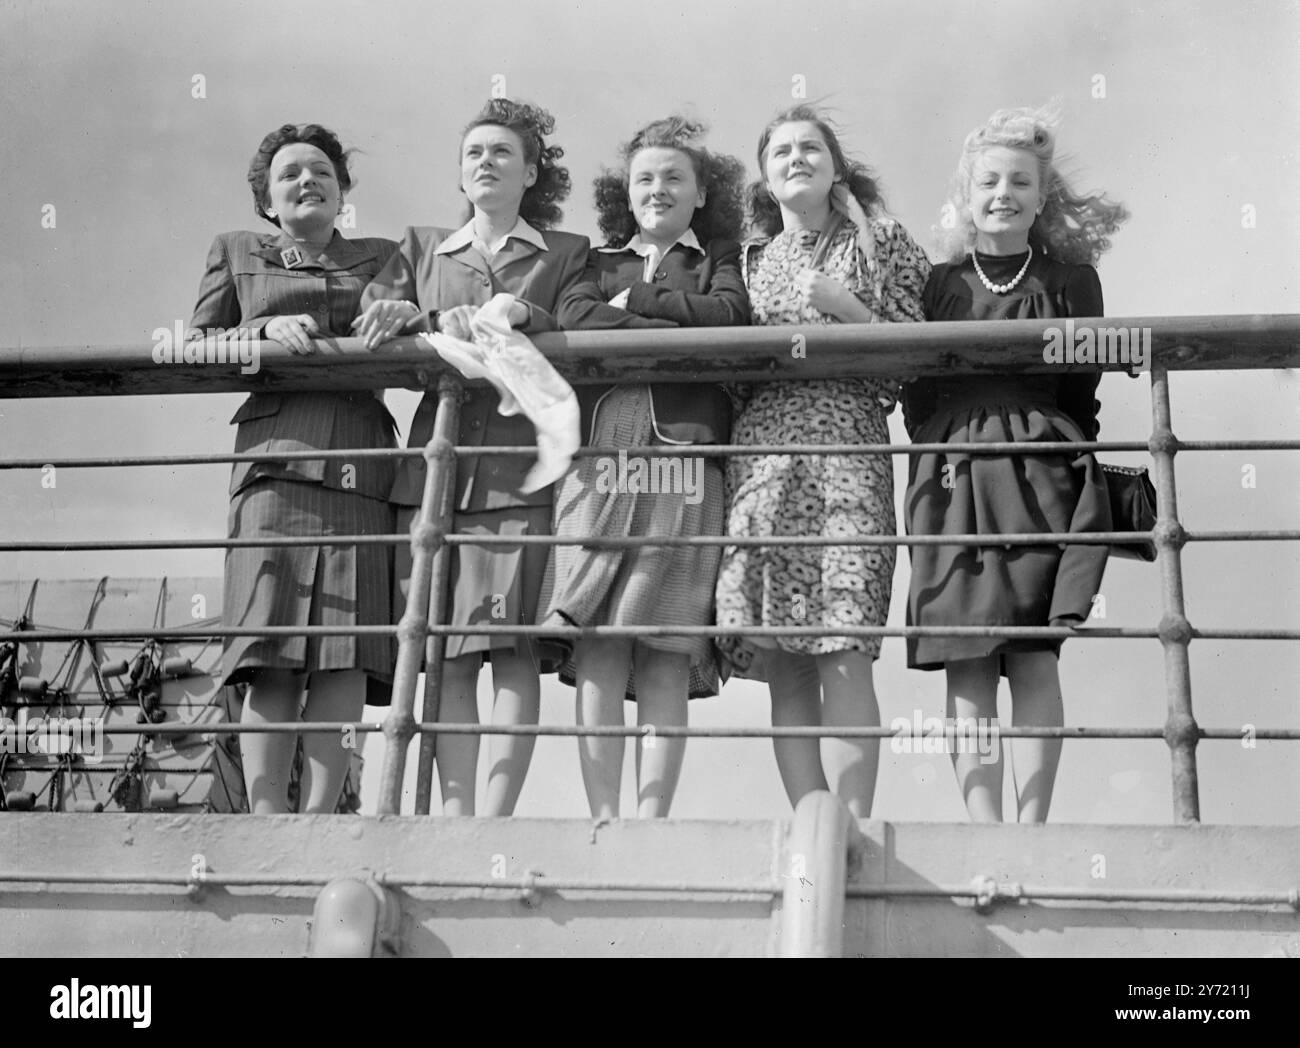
left=539, top=387, right=724, bottom=700
left=222, top=477, right=396, bottom=702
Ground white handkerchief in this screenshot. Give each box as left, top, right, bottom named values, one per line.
left=420, top=294, right=580, bottom=493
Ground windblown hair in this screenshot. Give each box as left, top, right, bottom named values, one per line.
left=935, top=103, right=1129, bottom=265
left=247, top=123, right=353, bottom=227
left=591, top=116, right=745, bottom=246
left=460, top=98, right=571, bottom=229
left=746, top=105, right=885, bottom=238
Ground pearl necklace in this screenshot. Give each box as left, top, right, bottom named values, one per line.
left=971, top=245, right=1033, bottom=294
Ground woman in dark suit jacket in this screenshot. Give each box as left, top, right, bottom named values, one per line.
left=189, top=123, right=398, bottom=814
left=356, top=99, right=588, bottom=817
left=543, top=117, right=749, bottom=818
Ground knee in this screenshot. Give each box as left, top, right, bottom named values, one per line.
left=1006, top=651, right=1060, bottom=689
left=635, top=648, right=689, bottom=689
left=817, top=651, right=875, bottom=683
left=578, top=638, right=633, bottom=671
left=769, top=652, right=819, bottom=691
left=441, top=654, right=482, bottom=686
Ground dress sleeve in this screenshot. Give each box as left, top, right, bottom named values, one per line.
left=624, top=239, right=751, bottom=327
left=557, top=250, right=676, bottom=330
left=901, top=265, right=948, bottom=438
left=1056, top=264, right=1105, bottom=440
left=189, top=235, right=254, bottom=333
left=872, top=221, right=931, bottom=324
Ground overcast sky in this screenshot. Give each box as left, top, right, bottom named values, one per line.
left=1, top=0, right=1296, bottom=822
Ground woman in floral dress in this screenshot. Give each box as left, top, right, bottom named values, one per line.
left=715, top=106, right=929, bottom=817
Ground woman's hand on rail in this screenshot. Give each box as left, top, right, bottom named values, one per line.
left=263, top=314, right=323, bottom=355
left=352, top=299, right=421, bottom=350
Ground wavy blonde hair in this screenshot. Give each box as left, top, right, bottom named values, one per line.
left=935, top=103, right=1128, bottom=265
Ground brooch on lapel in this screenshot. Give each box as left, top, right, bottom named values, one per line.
left=280, top=246, right=304, bottom=269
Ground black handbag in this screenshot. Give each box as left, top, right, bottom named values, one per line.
left=1101, top=463, right=1158, bottom=562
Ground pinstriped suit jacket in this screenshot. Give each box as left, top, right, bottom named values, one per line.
left=190, top=230, right=399, bottom=499
left=360, top=225, right=590, bottom=511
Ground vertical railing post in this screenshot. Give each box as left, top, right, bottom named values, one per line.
left=414, top=376, right=462, bottom=815
left=779, top=791, right=853, bottom=957
left=1148, top=366, right=1199, bottom=823
left=378, top=374, right=460, bottom=816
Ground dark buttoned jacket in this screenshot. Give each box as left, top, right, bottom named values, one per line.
left=557, top=238, right=749, bottom=444
left=361, top=225, right=590, bottom=511
left=190, top=229, right=399, bottom=498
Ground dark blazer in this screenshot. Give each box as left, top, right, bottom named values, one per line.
left=361, top=224, right=590, bottom=511
left=557, top=237, right=749, bottom=444
left=190, top=229, right=399, bottom=499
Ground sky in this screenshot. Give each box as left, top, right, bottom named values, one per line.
left=0, top=0, right=1297, bottom=824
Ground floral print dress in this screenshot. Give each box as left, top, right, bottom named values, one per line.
left=714, top=217, right=929, bottom=678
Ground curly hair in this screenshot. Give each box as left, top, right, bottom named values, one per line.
left=746, top=105, right=885, bottom=238
left=247, top=123, right=353, bottom=227
left=460, top=98, right=571, bottom=229
left=590, top=116, right=745, bottom=246
left=935, top=103, right=1129, bottom=265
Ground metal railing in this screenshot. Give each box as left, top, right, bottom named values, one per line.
left=3, top=314, right=1298, bottom=824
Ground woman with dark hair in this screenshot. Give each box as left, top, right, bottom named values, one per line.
left=714, top=105, right=930, bottom=818
left=356, top=98, right=588, bottom=817
left=543, top=116, right=749, bottom=818
left=904, top=104, right=1128, bottom=823
left=189, top=123, right=398, bottom=814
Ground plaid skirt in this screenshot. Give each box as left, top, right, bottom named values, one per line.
left=222, top=478, right=396, bottom=702
left=538, top=386, right=724, bottom=700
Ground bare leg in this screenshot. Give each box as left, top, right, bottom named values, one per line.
left=299, top=669, right=366, bottom=814
left=818, top=651, right=880, bottom=819
left=438, top=653, right=483, bottom=816
left=239, top=669, right=303, bottom=814
left=1005, top=650, right=1064, bottom=824
left=575, top=637, right=633, bottom=819
left=767, top=652, right=829, bottom=811
left=633, top=644, right=689, bottom=818
left=946, top=656, right=1002, bottom=822
left=482, top=651, right=541, bottom=816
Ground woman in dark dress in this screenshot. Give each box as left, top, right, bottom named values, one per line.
left=544, top=116, right=748, bottom=818
left=904, top=105, right=1128, bottom=823
left=189, top=124, right=398, bottom=813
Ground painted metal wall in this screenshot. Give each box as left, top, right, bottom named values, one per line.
left=3, top=813, right=1296, bottom=957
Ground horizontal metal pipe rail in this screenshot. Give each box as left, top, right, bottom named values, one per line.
left=0, top=531, right=1170, bottom=550
left=5, top=624, right=1300, bottom=642
left=4, top=529, right=1299, bottom=554
left=0, top=867, right=1293, bottom=910
left=3, top=314, right=1297, bottom=397
left=8, top=721, right=1298, bottom=740
left=4, top=438, right=1300, bottom=471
